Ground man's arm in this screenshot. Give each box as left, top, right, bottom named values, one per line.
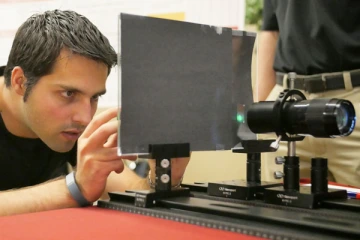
left=0, top=178, right=77, bottom=216
left=0, top=108, right=132, bottom=216
left=256, top=31, right=278, bottom=101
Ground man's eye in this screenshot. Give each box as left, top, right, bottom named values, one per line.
left=92, top=95, right=102, bottom=101
left=61, top=91, right=75, bottom=98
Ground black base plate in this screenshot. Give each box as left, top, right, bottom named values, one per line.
left=108, top=187, right=191, bottom=208
left=264, top=186, right=347, bottom=209
left=207, top=180, right=282, bottom=200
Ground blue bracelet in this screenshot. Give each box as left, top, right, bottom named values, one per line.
left=65, top=171, right=91, bottom=207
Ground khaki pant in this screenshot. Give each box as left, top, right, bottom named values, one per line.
left=260, top=84, right=360, bottom=187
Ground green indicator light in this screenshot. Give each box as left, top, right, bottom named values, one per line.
left=237, top=113, right=244, bottom=123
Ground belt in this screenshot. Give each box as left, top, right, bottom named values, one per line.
left=276, top=70, right=360, bottom=93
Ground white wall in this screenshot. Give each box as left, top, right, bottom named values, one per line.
left=0, top=0, right=246, bottom=107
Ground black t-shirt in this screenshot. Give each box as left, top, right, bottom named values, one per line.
left=0, top=114, right=77, bottom=191
left=262, top=0, right=360, bottom=75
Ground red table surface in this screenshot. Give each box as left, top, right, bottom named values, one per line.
left=0, top=207, right=264, bottom=240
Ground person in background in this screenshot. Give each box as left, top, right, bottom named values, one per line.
left=257, top=0, right=360, bottom=187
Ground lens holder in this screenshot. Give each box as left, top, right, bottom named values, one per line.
left=272, top=89, right=306, bottom=141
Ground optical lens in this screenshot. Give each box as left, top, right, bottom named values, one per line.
left=335, top=105, right=349, bottom=131
left=323, top=99, right=356, bottom=137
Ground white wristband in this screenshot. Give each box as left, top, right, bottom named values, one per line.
left=65, top=171, right=91, bottom=207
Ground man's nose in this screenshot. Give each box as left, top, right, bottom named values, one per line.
left=73, top=101, right=93, bottom=126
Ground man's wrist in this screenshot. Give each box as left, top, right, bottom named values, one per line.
left=65, top=171, right=92, bottom=207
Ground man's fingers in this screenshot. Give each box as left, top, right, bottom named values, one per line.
left=80, top=146, right=137, bottom=165
left=81, top=107, right=119, bottom=139
left=104, top=133, right=118, bottom=148
left=94, top=147, right=136, bottom=162
left=87, top=120, right=119, bottom=147
left=93, top=147, right=120, bottom=162
left=124, top=155, right=138, bottom=161
left=92, top=158, right=125, bottom=175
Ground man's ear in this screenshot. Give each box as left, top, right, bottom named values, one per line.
left=11, top=66, right=27, bottom=96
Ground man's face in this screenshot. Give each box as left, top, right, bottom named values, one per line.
left=21, top=50, right=108, bottom=152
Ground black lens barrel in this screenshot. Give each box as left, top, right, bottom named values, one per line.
left=247, top=98, right=356, bottom=138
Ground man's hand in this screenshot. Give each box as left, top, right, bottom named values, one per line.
left=75, top=107, right=135, bottom=203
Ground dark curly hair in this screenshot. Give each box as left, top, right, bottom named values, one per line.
left=4, top=9, right=117, bottom=101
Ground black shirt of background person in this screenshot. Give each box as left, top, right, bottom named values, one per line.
left=262, top=0, right=360, bottom=75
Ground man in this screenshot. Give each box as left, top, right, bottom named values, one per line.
left=257, top=0, right=360, bottom=187
left=0, top=10, right=189, bottom=216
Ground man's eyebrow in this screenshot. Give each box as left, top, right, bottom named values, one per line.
left=56, top=84, right=106, bottom=97
left=94, top=90, right=107, bottom=97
